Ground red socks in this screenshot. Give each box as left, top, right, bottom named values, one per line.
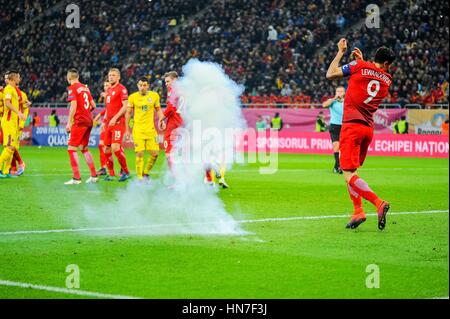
left=205, top=169, right=213, bottom=182
left=105, top=152, right=115, bottom=176
left=81, top=150, right=97, bottom=177
left=114, top=149, right=129, bottom=175
left=68, top=150, right=81, bottom=180
left=99, top=145, right=106, bottom=168
left=348, top=175, right=381, bottom=208
left=13, top=150, right=23, bottom=165
left=347, top=183, right=362, bottom=213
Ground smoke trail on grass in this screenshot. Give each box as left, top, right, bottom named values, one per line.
left=79, top=59, right=247, bottom=236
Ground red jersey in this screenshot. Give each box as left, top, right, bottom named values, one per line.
left=105, top=83, right=128, bottom=125
left=67, top=82, right=94, bottom=127
left=341, top=60, right=392, bottom=127
left=164, top=86, right=183, bottom=131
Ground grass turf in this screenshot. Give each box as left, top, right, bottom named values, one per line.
left=0, top=147, right=448, bottom=298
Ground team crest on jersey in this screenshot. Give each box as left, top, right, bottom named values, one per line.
left=112, top=91, right=116, bottom=95
left=350, top=60, right=357, bottom=66
left=147, top=98, right=153, bottom=103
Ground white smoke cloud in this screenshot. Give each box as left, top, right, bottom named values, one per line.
left=79, top=59, right=248, bottom=236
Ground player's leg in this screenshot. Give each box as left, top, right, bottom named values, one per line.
left=330, top=124, right=342, bottom=174
left=13, top=131, right=26, bottom=176
left=347, top=128, right=390, bottom=230
left=79, top=126, right=98, bottom=183
left=164, top=132, right=174, bottom=172
left=217, top=164, right=229, bottom=189
left=340, top=124, right=366, bottom=228
left=65, top=126, right=82, bottom=185
left=111, top=126, right=129, bottom=182
left=103, top=127, right=116, bottom=180
left=143, top=136, right=159, bottom=178
left=133, top=135, right=145, bottom=180
left=0, top=126, right=18, bottom=178
left=204, top=167, right=213, bottom=185
left=97, top=137, right=107, bottom=176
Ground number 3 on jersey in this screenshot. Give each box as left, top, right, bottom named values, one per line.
left=83, top=92, right=90, bottom=109
left=364, top=80, right=380, bottom=104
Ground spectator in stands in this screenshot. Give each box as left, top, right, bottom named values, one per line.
left=256, top=115, right=267, bottom=132
left=267, top=25, right=278, bottom=43
left=270, top=112, right=283, bottom=131
left=0, top=0, right=447, bottom=106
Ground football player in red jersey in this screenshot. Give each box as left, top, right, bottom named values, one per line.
left=64, top=69, right=98, bottom=185
left=326, top=39, right=395, bottom=230
left=103, top=68, right=130, bottom=182
left=93, top=80, right=111, bottom=176
left=158, top=71, right=183, bottom=170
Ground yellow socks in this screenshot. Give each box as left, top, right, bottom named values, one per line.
left=135, top=156, right=144, bottom=179
left=0, top=148, right=14, bottom=174
left=143, top=155, right=158, bottom=175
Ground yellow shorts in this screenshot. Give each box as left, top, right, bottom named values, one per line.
left=1, top=121, right=19, bottom=148
left=133, top=133, right=159, bottom=153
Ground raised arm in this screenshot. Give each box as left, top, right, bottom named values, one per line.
left=326, top=38, right=347, bottom=80
left=322, top=97, right=336, bottom=108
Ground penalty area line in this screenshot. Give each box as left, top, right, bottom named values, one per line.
left=0, top=279, right=142, bottom=299
left=0, top=210, right=447, bottom=236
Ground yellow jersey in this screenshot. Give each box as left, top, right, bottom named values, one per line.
left=128, top=91, right=160, bottom=138
left=2, top=84, right=20, bottom=127
left=0, top=89, right=4, bottom=120
left=18, top=89, right=29, bottom=129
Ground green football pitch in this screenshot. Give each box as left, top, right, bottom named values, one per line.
left=0, top=147, right=448, bottom=299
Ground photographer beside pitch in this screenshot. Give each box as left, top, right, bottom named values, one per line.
left=322, top=86, right=345, bottom=174
left=326, top=39, right=394, bottom=230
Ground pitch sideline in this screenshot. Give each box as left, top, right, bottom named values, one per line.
left=0, top=279, right=142, bottom=299
left=0, top=209, right=447, bottom=236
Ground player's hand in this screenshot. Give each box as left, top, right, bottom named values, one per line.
left=124, top=130, right=131, bottom=141
left=66, top=123, right=72, bottom=133
left=337, top=38, right=347, bottom=53
left=25, top=100, right=32, bottom=107
left=109, top=118, right=116, bottom=127
left=18, top=112, right=26, bottom=122
left=160, top=120, right=166, bottom=131
left=351, top=47, right=364, bottom=61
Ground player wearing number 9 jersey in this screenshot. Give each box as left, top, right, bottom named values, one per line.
left=64, top=68, right=98, bottom=185
left=326, top=39, right=395, bottom=231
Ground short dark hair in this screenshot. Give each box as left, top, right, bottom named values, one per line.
left=138, top=76, right=149, bottom=83
left=67, top=68, right=79, bottom=78
left=374, top=46, right=395, bottom=65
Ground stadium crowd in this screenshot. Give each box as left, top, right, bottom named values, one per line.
left=0, top=0, right=448, bottom=107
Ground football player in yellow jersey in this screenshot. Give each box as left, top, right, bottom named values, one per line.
left=10, top=88, right=30, bottom=176
left=125, top=77, right=165, bottom=180
left=0, top=71, right=26, bottom=178
left=0, top=85, right=4, bottom=146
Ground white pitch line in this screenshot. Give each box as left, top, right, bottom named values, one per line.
left=0, top=279, right=142, bottom=299
left=20, top=166, right=450, bottom=177
left=0, top=210, right=447, bottom=236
